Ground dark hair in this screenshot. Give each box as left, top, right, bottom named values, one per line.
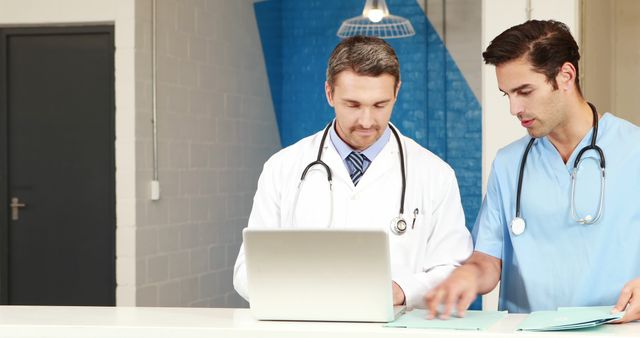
left=326, top=36, right=400, bottom=92
left=482, top=20, right=581, bottom=94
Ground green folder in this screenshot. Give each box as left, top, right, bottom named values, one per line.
left=384, top=310, right=507, bottom=330
left=517, top=306, right=624, bottom=331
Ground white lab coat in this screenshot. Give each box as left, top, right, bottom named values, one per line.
left=233, top=126, right=473, bottom=308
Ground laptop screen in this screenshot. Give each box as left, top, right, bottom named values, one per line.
left=243, top=228, right=401, bottom=322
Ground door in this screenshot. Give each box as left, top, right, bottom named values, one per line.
left=0, top=26, right=115, bottom=305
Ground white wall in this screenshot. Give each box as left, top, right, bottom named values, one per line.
left=582, top=0, right=640, bottom=126
left=581, top=0, right=614, bottom=113
left=481, top=0, right=580, bottom=310
left=134, top=0, right=280, bottom=308
left=0, top=0, right=138, bottom=306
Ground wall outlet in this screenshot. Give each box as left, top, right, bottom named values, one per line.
left=150, top=180, right=160, bottom=200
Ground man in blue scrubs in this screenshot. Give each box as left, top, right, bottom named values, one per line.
left=425, top=20, right=640, bottom=323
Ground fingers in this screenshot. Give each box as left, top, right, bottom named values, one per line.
left=456, top=289, right=477, bottom=318
left=617, top=291, right=640, bottom=324
left=440, top=289, right=458, bottom=319
left=425, top=285, right=473, bottom=320
left=622, top=301, right=639, bottom=323
left=613, top=285, right=633, bottom=313
left=613, top=305, right=634, bottom=324
left=424, top=268, right=479, bottom=320
left=425, top=288, right=445, bottom=319
left=611, top=280, right=640, bottom=324
left=392, top=282, right=406, bottom=306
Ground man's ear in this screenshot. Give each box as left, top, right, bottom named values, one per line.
left=394, top=80, right=402, bottom=98
left=556, top=62, right=576, bottom=91
left=325, top=81, right=335, bottom=107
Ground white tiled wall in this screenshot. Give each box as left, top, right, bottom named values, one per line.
left=134, top=0, right=280, bottom=308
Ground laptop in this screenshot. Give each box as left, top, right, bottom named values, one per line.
left=243, top=228, right=406, bottom=322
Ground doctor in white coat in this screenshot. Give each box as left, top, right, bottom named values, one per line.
left=233, top=36, right=472, bottom=309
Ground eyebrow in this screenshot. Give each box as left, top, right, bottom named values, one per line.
left=341, top=98, right=392, bottom=105
left=500, top=83, right=533, bottom=95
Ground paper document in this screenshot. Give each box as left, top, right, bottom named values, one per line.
left=517, top=306, right=624, bottom=331
left=384, top=310, right=507, bottom=330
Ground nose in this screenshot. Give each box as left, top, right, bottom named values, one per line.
left=509, top=98, right=523, bottom=117
left=358, top=107, right=374, bottom=128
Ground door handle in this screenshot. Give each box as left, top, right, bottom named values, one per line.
left=10, top=197, right=27, bottom=221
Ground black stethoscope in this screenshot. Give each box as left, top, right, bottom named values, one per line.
left=291, top=121, right=411, bottom=235
left=510, top=102, right=606, bottom=236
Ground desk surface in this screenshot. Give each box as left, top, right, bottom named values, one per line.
left=0, top=306, right=638, bottom=338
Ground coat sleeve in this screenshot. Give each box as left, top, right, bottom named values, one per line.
left=233, top=156, right=282, bottom=301
left=392, top=169, right=473, bottom=308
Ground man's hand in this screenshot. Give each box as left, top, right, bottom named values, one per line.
left=425, top=265, right=479, bottom=319
left=424, top=251, right=501, bottom=319
left=392, top=282, right=405, bottom=306
left=611, top=277, right=640, bottom=323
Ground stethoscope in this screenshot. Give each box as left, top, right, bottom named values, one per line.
left=291, top=121, right=412, bottom=235
left=510, top=102, right=605, bottom=236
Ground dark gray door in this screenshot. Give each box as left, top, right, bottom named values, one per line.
left=0, top=26, right=115, bottom=305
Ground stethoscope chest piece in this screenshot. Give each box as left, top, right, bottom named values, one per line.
left=390, top=216, right=407, bottom=236
left=510, top=217, right=526, bottom=236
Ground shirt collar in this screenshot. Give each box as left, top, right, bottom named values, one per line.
left=329, top=122, right=391, bottom=162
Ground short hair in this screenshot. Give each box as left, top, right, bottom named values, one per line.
left=326, top=36, right=400, bottom=92
left=482, top=20, right=581, bottom=94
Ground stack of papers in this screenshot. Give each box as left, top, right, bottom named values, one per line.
left=384, top=310, right=507, bottom=330
left=517, top=306, right=624, bottom=331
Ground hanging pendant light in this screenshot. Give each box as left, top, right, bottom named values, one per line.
left=337, top=0, right=415, bottom=39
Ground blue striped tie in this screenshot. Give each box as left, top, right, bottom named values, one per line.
left=347, top=151, right=367, bottom=186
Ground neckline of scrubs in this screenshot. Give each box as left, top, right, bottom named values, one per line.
left=539, top=112, right=611, bottom=175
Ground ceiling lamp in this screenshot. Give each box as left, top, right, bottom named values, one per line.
left=337, top=0, right=415, bottom=39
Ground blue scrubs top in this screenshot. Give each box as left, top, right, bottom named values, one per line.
left=474, top=113, right=640, bottom=313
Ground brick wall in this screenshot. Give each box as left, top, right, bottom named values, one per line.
left=135, top=0, right=280, bottom=307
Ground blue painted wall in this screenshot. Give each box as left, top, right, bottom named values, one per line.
left=254, top=0, right=482, bottom=307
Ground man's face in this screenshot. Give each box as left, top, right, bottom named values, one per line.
left=496, top=57, right=566, bottom=138
left=325, top=70, right=399, bottom=151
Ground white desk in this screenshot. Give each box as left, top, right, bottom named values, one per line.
left=0, top=306, right=638, bottom=338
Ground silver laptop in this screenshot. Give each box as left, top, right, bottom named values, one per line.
left=243, top=228, right=405, bottom=322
